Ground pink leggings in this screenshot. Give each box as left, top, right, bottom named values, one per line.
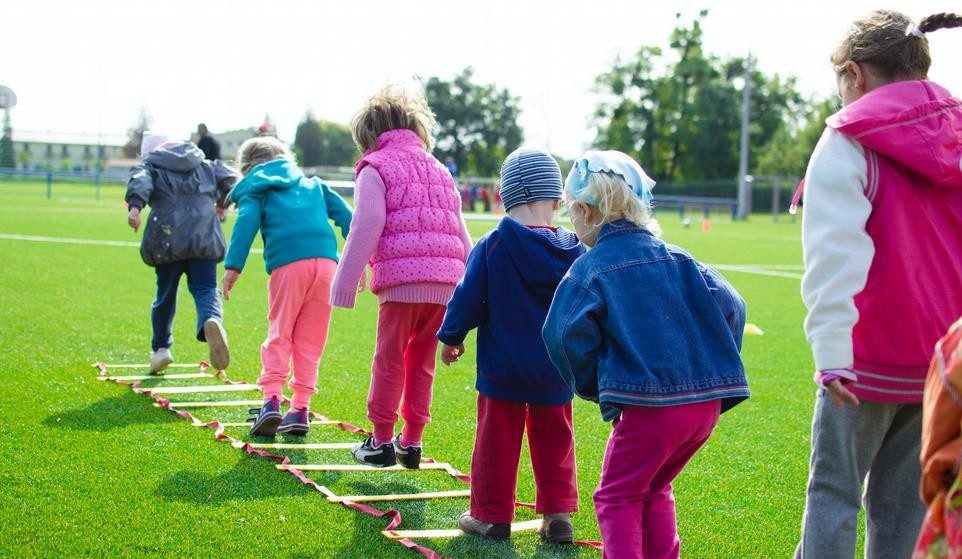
left=595, top=401, right=720, bottom=559
left=367, top=302, right=445, bottom=445
left=257, top=258, right=336, bottom=410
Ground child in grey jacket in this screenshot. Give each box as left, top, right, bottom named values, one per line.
left=125, top=132, right=237, bottom=373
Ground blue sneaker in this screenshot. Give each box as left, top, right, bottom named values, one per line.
left=248, top=397, right=281, bottom=437
left=277, top=408, right=309, bottom=436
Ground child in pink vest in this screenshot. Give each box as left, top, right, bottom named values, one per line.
left=794, top=10, right=962, bottom=559
left=331, top=86, right=472, bottom=468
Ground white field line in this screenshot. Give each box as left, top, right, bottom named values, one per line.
left=0, top=233, right=262, bottom=253
left=1, top=232, right=802, bottom=279
left=0, top=206, right=122, bottom=214
left=709, top=264, right=803, bottom=280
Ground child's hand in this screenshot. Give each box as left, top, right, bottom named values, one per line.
left=440, top=344, right=466, bottom=366
left=222, top=269, right=240, bottom=301
left=826, top=379, right=859, bottom=408
left=357, top=276, right=366, bottom=293
left=128, top=208, right=141, bottom=232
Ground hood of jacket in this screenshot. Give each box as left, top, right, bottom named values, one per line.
left=229, top=159, right=304, bottom=203
left=497, top=217, right=584, bottom=297
left=144, top=143, right=205, bottom=173
left=827, top=80, right=962, bottom=189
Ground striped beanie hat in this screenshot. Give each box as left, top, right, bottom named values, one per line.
left=498, top=148, right=563, bottom=212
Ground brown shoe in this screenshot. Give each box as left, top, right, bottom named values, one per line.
left=539, top=513, right=574, bottom=544
left=458, top=512, right=511, bottom=540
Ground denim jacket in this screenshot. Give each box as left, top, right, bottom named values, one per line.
left=542, top=220, right=750, bottom=421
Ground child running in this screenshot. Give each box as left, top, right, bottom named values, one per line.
left=222, top=137, right=352, bottom=437
left=793, top=11, right=962, bottom=558
left=437, top=148, right=585, bottom=543
left=125, top=132, right=236, bottom=374
left=330, top=86, right=472, bottom=467
left=542, top=150, right=750, bottom=559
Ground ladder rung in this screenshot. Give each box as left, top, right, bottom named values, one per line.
left=328, top=489, right=471, bottom=503
left=382, top=519, right=542, bottom=539
left=278, top=463, right=450, bottom=472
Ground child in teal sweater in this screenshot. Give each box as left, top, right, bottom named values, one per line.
left=222, top=137, right=352, bottom=436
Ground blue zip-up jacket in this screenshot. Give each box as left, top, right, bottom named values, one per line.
left=437, top=217, right=586, bottom=406
left=543, top=220, right=750, bottom=421
left=224, top=159, right=352, bottom=274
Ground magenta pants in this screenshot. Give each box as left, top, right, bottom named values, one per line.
left=469, top=394, right=579, bottom=523
left=367, top=302, right=445, bottom=443
left=257, top=258, right=336, bottom=410
left=596, top=401, right=720, bottom=559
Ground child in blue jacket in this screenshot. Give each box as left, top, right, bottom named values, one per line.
left=438, top=149, right=585, bottom=543
left=543, top=151, right=750, bottom=559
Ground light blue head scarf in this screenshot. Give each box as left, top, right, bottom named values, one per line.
left=565, top=150, right=656, bottom=208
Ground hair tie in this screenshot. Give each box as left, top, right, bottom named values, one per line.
left=905, top=23, right=926, bottom=38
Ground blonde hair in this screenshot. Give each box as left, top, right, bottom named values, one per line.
left=351, top=85, right=437, bottom=152
left=235, top=136, right=294, bottom=176
left=567, top=172, right=661, bottom=237
left=831, top=11, right=962, bottom=81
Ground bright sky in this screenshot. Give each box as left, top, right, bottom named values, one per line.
left=4, top=0, right=961, bottom=158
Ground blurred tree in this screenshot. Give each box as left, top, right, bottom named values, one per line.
left=592, top=11, right=814, bottom=182
left=294, top=113, right=357, bottom=167
left=424, top=67, right=524, bottom=177
left=0, top=109, right=14, bottom=168
left=756, top=98, right=836, bottom=177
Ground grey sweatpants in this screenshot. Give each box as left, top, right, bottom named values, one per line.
left=795, top=389, right=924, bottom=559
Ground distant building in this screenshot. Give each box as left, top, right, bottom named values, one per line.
left=10, top=132, right=125, bottom=172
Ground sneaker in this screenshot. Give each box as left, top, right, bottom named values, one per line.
left=248, top=397, right=282, bottom=437
left=149, top=348, right=173, bottom=374
left=351, top=436, right=396, bottom=467
left=392, top=434, right=422, bottom=469
left=538, top=513, right=574, bottom=544
left=203, top=318, right=230, bottom=370
left=277, top=408, right=310, bottom=436
left=458, top=512, right=511, bottom=540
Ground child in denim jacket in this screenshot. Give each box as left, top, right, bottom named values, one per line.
left=542, top=151, right=750, bottom=559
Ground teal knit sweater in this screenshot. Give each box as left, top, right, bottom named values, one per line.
left=224, top=159, right=352, bottom=274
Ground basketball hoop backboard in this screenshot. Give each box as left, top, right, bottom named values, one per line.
left=0, top=86, right=18, bottom=110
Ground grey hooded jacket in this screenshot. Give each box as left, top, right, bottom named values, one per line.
left=125, top=143, right=237, bottom=266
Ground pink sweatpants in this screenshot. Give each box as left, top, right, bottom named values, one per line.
left=595, top=401, right=720, bottom=559
left=469, top=394, right=579, bottom=524
left=258, top=258, right=336, bottom=410
left=367, top=302, right=445, bottom=445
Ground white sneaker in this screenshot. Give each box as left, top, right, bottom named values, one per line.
left=203, top=318, right=230, bottom=370
left=150, top=347, right=173, bottom=374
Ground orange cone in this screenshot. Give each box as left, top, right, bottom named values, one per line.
left=702, top=218, right=712, bottom=232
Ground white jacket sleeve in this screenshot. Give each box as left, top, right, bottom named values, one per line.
left=801, top=127, right=875, bottom=373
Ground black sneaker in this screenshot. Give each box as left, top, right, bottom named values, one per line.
left=392, top=434, right=421, bottom=469
left=351, top=436, right=396, bottom=467
left=248, top=397, right=282, bottom=437
left=458, top=512, right=511, bottom=540
left=277, top=408, right=310, bottom=436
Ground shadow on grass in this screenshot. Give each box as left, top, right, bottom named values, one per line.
left=155, top=454, right=322, bottom=505
left=41, top=391, right=179, bottom=431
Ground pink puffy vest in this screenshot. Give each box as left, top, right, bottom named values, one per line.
left=355, top=129, right=466, bottom=293
left=829, top=81, right=962, bottom=402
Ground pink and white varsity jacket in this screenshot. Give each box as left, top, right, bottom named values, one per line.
left=801, top=80, right=962, bottom=403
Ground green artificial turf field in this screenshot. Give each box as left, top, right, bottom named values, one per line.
left=0, top=180, right=841, bottom=558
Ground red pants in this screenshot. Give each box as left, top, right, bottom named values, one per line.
left=367, top=302, right=445, bottom=443
left=595, top=401, right=720, bottom=559
left=469, top=394, right=579, bottom=523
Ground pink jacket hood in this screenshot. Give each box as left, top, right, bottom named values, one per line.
left=827, top=80, right=962, bottom=189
